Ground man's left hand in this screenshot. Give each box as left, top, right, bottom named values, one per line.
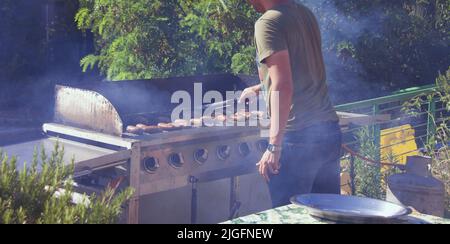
left=257, top=150, right=281, bottom=182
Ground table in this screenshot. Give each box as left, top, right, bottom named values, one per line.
left=224, top=204, right=450, bottom=224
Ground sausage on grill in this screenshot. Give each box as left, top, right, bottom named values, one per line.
left=173, top=119, right=191, bottom=128
left=144, top=125, right=162, bottom=133
left=232, top=115, right=246, bottom=122
left=250, top=111, right=266, bottom=119
left=134, top=124, right=162, bottom=133
left=215, top=114, right=227, bottom=123
left=126, top=125, right=143, bottom=134
left=190, top=118, right=203, bottom=127
left=136, top=124, right=147, bottom=129
left=158, top=122, right=180, bottom=131
left=236, top=111, right=251, bottom=119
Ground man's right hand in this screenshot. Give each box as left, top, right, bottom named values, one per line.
left=239, top=84, right=262, bottom=104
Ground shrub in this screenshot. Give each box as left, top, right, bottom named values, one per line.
left=0, top=143, right=133, bottom=224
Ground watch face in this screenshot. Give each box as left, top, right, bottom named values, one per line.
left=267, top=144, right=281, bottom=153
left=267, top=144, right=276, bottom=152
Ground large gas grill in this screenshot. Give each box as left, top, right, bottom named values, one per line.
left=12, top=74, right=271, bottom=224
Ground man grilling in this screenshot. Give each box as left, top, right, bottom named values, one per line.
left=240, top=0, right=342, bottom=208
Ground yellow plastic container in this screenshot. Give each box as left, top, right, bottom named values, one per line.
left=380, top=124, right=419, bottom=166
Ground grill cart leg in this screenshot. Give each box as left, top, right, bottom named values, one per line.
left=229, top=176, right=241, bottom=220
left=128, top=143, right=141, bottom=224
left=190, top=176, right=199, bottom=224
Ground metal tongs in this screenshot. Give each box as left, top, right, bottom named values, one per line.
left=199, top=99, right=250, bottom=111
left=203, top=99, right=235, bottom=110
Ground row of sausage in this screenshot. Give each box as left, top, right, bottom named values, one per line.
left=126, top=111, right=266, bottom=134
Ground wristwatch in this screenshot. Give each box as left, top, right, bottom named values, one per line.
left=267, top=144, right=282, bottom=153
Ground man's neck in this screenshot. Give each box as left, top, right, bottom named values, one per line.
left=263, top=0, right=290, bottom=12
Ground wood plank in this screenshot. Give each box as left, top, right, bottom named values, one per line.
left=337, top=111, right=391, bottom=126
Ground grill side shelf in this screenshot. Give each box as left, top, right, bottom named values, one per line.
left=43, top=123, right=136, bottom=149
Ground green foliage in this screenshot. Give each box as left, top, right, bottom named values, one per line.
left=403, top=67, right=450, bottom=214
left=0, top=0, right=88, bottom=116
left=0, top=0, right=84, bottom=82
left=231, top=46, right=257, bottom=75
left=75, top=0, right=258, bottom=80
left=305, top=0, right=450, bottom=91
left=0, top=0, right=46, bottom=82
left=179, top=0, right=258, bottom=75
left=350, top=127, right=402, bottom=200
left=353, top=127, right=385, bottom=199
left=0, top=143, right=133, bottom=224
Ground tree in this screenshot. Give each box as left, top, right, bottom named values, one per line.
left=0, top=143, right=133, bottom=224
left=0, top=0, right=90, bottom=118
left=75, top=0, right=258, bottom=80
left=301, top=0, right=450, bottom=101
left=179, top=0, right=258, bottom=75
left=0, top=0, right=46, bottom=81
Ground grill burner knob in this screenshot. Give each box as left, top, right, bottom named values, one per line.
left=238, top=143, right=251, bottom=157
left=168, top=153, right=184, bottom=168
left=217, top=145, right=232, bottom=160
left=194, top=149, right=209, bottom=164
left=143, top=157, right=160, bottom=173
left=256, top=140, right=269, bottom=152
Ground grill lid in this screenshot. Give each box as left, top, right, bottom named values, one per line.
left=54, top=74, right=256, bottom=136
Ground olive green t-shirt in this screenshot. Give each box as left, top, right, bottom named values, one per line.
left=255, top=1, right=339, bottom=131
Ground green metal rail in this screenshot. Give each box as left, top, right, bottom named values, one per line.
left=335, top=84, right=443, bottom=196
left=336, top=86, right=436, bottom=112
left=337, top=85, right=438, bottom=151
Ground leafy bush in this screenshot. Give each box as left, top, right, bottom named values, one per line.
left=349, top=126, right=403, bottom=200
left=403, top=67, right=450, bottom=214
left=353, top=127, right=384, bottom=199
left=0, top=143, right=133, bottom=224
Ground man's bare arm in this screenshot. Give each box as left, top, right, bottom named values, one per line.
left=265, top=50, right=294, bottom=146
left=257, top=50, right=294, bottom=181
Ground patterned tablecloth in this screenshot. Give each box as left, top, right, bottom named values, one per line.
left=224, top=204, right=450, bottom=224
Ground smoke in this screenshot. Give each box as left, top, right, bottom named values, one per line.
left=0, top=0, right=96, bottom=123
left=298, top=0, right=386, bottom=104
